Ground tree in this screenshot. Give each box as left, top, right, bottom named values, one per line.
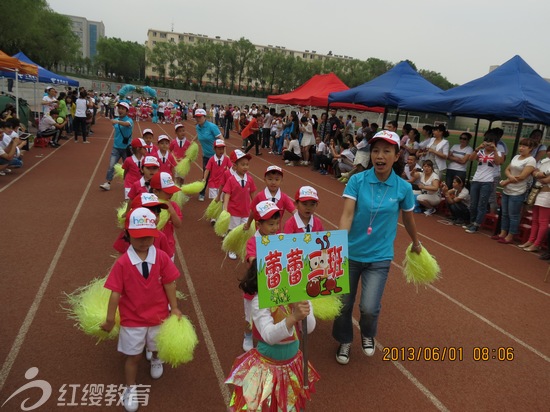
left=208, top=42, right=229, bottom=91
left=418, top=69, right=456, bottom=90
left=96, top=38, right=146, bottom=82
left=232, top=38, right=255, bottom=93
left=191, top=41, right=212, bottom=89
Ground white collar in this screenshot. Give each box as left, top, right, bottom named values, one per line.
left=294, top=212, right=313, bottom=230
left=127, top=245, right=156, bottom=266
left=232, top=169, right=247, bottom=185
left=214, top=154, right=225, bottom=162
left=264, top=187, right=280, bottom=201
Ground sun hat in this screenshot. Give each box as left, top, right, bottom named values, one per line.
left=157, top=134, right=170, bottom=142
left=150, top=171, right=180, bottom=194
left=117, top=102, right=130, bottom=110
left=142, top=128, right=153, bottom=136
left=254, top=200, right=280, bottom=221
left=194, top=108, right=207, bottom=117
left=265, top=165, right=283, bottom=176
left=214, top=139, right=226, bottom=148
left=142, top=156, right=160, bottom=168
left=295, top=186, right=319, bottom=202
left=131, top=193, right=168, bottom=209
left=126, top=207, right=159, bottom=238
left=131, top=138, right=147, bottom=148
left=370, top=130, right=401, bottom=149
left=230, top=149, right=252, bottom=163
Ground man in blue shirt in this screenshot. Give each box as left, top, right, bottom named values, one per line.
left=195, top=108, right=223, bottom=201
left=99, top=101, right=134, bottom=191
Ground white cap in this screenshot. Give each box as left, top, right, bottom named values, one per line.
left=157, top=134, right=170, bottom=142
left=142, top=156, right=160, bottom=168
left=371, top=130, right=401, bottom=149
left=194, top=108, right=207, bottom=117
left=142, top=128, right=153, bottom=135
left=126, top=207, right=159, bottom=238
left=254, top=200, right=280, bottom=221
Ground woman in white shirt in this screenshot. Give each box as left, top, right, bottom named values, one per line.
left=414, top=160, right=441, bottom=215
left=418, top=124, right=450, bottom=176
left=282, top=132, right=302, bottom=166
left=73, top=90, right=92, bottom=143
left=446, top=132, right=474, bottom=187
left=463, top=132, right=504, bottom=233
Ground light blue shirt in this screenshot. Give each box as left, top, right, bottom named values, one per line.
left=113, top=115, right=134, bottom=149
left=196, top=121, right=222, bottom=159
left=343, top=168, right=415, bottom=263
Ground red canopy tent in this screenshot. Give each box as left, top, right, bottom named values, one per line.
left=267, top=72, right=383, bottom=112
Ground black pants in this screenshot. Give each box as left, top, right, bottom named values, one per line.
left=449, top=202, right=470, bottom=222
left=245, top=132, right=260, bottom=155
left=283, top=151, right=301, bottom=162
left=224, top=117, right=233, bottom=139
left=40, top=128, right=60, bottom=143
left=313, top=154, right=330, bottom=170
left=73, top=116, right=88, bottom=141
left=262, top=128, right=271, bottom=148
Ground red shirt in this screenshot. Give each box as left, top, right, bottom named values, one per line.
left=283, top=212, right=324, bottom=234
left=144, top=144, right=158, bottom=157
left=104, top=247, right=180, bottom=327
left=113, top=230, right=171, bottom=255
left=241, top=117, right=258, bottom=139
left=157, top=150, right=178, bottom=176
left=122, top=155, right=143, bottom=188
left=127, top=177, right=150, bottom=201
left=223, top=171, right=256, bottom=217
left=205, top=155, right=232, bottom=189
left=169, top=138, right=191, bottom=160
left=159, top=201, right=182, bottom=257
left=251, top=188, right=295, bottom=231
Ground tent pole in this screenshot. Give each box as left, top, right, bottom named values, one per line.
left=382, top=108, right=388, bottom=129
left=511, top=121, right=523, bottom=157
left=467, top=118, right=481, bottom=182
left=15, top=69, right=19, bottom=118
left=404, top=112, right=409, bottom=125
left=323, top=104, right=330, bottom=141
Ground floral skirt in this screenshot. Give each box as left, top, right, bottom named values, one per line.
left=225, top=348, right=320, bottom=412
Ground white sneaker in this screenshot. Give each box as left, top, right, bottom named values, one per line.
left=150, top=358, right=163, bottom=379
left=361, top=336, right=375, bottom=356
left=284, top=160, right=290, bottom=164
left=341, top=172, right=350, bottom=178
left=145, top=348, right=152, bottom=361
left=82, top=140, right=91, bottom=144
left=243, top=333, right=253, bottom=351
left=122, top=385, right=139, bottom=412
left=336, top=343, right=351, bottom=365
left=424, top=208, right=436, bottom=216
left=99, top=182, right=111, bottom=191
left=198, top=195, right=205, bottom=202
left=228, top=252, right=237, bottom=260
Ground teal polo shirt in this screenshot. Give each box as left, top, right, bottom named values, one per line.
left=343, top=168, right=415, bottom=263
left=196, top=121, right=222, bottom=159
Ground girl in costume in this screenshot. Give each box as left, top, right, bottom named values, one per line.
left=225, top=261, right=320, bottom=412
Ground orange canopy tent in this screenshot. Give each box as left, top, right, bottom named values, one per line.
left=0, top=50, right=38, bottom=117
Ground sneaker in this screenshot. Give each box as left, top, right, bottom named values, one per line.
left=465, top=224, right=478, bottom=234
left=198, top=195, right=205, bottom=202
left=341, top=172, right=350, bottom=178
left=299, top=160, right=306, bottom=165
left=454, top=220, right=465, bottom=226
left=99, top=182, right=111, bottom=191
left=320, top=170, right=328, bottom=175
left=243, top=333, right=253, bottom=352
left=122, top=385, right=139, bottom=412
left=424, top=208, right=436, bottom=216
left=4, top=168, right=11, bottom=174
left=288, top=161, right=295, bottom=167
left=228, top=251, right=237, bottom=260
left=462, top=223, right=472, bottom=229
left=83, top=140, right=91, bottom=144
left=150, top=358, right=163, bottom=379
left=284, top=160, right=290, bottom=164
left=336, top=343, right=351, bottom=365
left=0, top=171, right=5, bottom=176
left=145, top=348, right=152, bottom=361
left=210, top=218, right=216, bottom=226
left=361, top=336, right=376, bottom=356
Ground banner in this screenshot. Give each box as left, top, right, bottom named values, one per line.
left=256, top=230, right=349, bottom=309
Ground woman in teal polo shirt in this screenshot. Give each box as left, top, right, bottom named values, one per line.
left=332, top=130, right=422, bottom=365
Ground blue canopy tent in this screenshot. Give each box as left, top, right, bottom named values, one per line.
left=399, top=55, right=550, bottom=154
left=328, top=61, right=443, bottom=126
left=0, top=52, right=79, bottom=86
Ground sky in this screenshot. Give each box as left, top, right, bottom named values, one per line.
left=47, top=0, right=550, bottom=85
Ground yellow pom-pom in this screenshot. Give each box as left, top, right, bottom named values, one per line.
left=204, top=199, right=223, bottom=220
left=185, top=141, right=199, bottom=162
left=222, top=222, right=255, bottom=261
left=181, top=180, right=206, bottom=195
left=65, top=276, right=120, bottom=343
left=175, top=158, right=191, bottom=178
left=156, top=315, right=199, bottom=367
left=171, top=190, right=189, bottom=209
left=214, top=210, right=231, bottom=236
left=157, top=209, right=170, bottom=230
left=311, top=295, right=343, bottom=320
left=114, top=163, right=124, bottom=180
left=116, top=201, right=128, bottom=229
left=402, top=243, right=441, bottom=287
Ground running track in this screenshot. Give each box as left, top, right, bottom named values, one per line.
left=0, top=117, right=548, bottom=411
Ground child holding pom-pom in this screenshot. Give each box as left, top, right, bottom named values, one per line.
left=101, top=207, right=181, bottom=412
left=121, top=138, right=147, bottom=199
left=225, top=261, right=319, bottom=412
left=157, top=135, right=177, bottom=177
left=127, top=156, right=160, bottom=201
left=170, top=123, right=191, bottom=185
left=203, top=139, right=232, bottom=224
left=222, top=150, right=256, bottom=260
left=150, top=172, right=183, bottom=261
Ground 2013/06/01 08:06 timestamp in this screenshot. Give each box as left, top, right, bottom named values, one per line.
left=382, top=347, right=515, bottom=362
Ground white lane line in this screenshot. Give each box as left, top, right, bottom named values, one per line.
left=0, top=133, right=112, bottom=392
left=174, top=238, right=231, bottom=406
left=352, top=320, right=450, bottom=412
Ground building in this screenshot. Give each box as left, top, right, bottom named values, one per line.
left=145, top=29, right=354, bottom=82
left=65, top=15, right=105, bottom=59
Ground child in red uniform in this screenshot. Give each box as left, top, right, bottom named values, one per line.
left=283, top=186, right=324, bottom=233
left=169, top=123, right=191, bottom=186
left=113, top=193, right=172, bottom=255
left=101, top=207, right=181, bottom=412
left=223, top=149, right=257, bottom=260
left=122, top=138, right=147, bottom=199
left=244, top=165, right=295, bottom=232
left=157, top=135, right=177, bottom=176
left=142, top=128, right=158, bottom=157
left=225, top=261, right=319, bottom=412
left=149, top=172, right=183, bottom=260
left=127, top=156, right=160, bottom=201
left=204, top=139, right=232, bottom=222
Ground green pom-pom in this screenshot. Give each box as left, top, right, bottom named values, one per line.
left=204, top=199, right=223, bottom=220
left=157, top=209, right=170, bottom=230
left=181, top=180, right=206, bottom=195
left=402, top=243, right=441, bottom=287
left=156, top=315, right=199, bottom=367
left=311, top=295, right=343, bottom=321
left=116, top=201, right=128, bottom=229
left=175, top=158, right=191, bottom=178
left=65, top=276, right=120, bottom=343
left=214, top=210, right=231, bottom=236
left=222, top=222, right=255, bottom=261
left=114, top=163, right=124, bottom=180
left=185, top=141, right=199, bottom=162
left=171, top=190, right=189, bottom=209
